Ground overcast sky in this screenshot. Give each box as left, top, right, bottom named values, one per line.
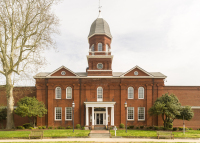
left=1, top=0, right=200, bottom=86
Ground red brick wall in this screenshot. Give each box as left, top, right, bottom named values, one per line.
left=0, top=86, right=36, bottom=128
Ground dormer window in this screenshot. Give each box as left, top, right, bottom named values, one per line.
left=91, top=44, right=94, bottom=52
left=98, top=43, right=102, bottom=51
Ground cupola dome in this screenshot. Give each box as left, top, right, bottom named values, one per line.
left=88, top=11, right=112, bottom=39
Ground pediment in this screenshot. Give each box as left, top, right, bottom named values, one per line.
left=121, top=66, right=153, bottom=77
left=47, top=66, right=79, bottom=77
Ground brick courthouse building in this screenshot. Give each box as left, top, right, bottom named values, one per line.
left=1, top=11, right=200, bottom=129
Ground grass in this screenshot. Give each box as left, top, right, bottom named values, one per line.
left=0, top=129, right=90, bottom=139
left=110, top=129, right=200, bottom=138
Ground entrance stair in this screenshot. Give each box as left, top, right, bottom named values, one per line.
left=94, top=125, right=106, bottom=130
left=89, top=130, right=110, bottom=138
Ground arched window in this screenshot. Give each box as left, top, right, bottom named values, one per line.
left=106, top=44, right=109, bottom=52
left=128, top=87, right=134, bottom=99
left=66, top=87, right=72, bottom=99
left=138, top=87, right=144, bottom=99
left=55, top=87, right=61, bottom=99
left=91, top=44, right=94, bottom=52
left=98, top=43, right=102, bottom=51
left=97, top=87, right=103, bottom=102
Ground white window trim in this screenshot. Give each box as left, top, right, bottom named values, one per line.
left=65, top=107, right=72, bottom=121
left=66, top=87, right=72, bottom=99
left=91, top=44, right=94, bottom=52
left=55, top=87, right=61, bottom=99
left=98, top=43, right=103, bottom=51
left=55, top=107, right=62, bottom=121
left=138, top=87, right=144, bottom=99
left=127, top=107, right=134, bottom=121
left=97, top=87, right=103, bottom=102
left=128, top=87, right=134, bottom=99
left=138, top=107, right=145, bottom=121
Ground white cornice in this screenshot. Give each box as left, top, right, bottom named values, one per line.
left=87, top=70, right=112, bottom=71
left=87, top=55, right=113, bottom=62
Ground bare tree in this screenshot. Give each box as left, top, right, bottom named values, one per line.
left=0, top=0, right=59, bottom=129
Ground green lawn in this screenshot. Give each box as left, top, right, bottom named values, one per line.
left=110, top=129, right=200, bottom=138
left=0, top=130, right=90, bottom=139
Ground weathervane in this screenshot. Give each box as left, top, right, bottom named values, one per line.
left=98, top=0, right=102, bottom=12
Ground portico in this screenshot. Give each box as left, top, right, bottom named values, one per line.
left=84, top=102, right=116, bottom=129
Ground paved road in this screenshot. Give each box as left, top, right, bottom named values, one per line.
left=0, top=138, right=200, bottom=142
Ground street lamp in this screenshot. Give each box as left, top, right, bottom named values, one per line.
left=72, top=101, right=75, bottom=133
left=124, top=101, right=127, bottom=133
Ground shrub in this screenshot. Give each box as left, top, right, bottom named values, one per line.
left=154, top=126, right=158, bottom=130
left=38, top=126, right=42, bottom=129
left=169, top=123, right=173, bottom=129
left=17, top=126, right=25, bottom=129
left=159, top=126, right=164, bottom=130
left=146, top=127, right=149, bottom=130
left=173, top=127, right=178, bottom=131
left=127, top=126, right=130, bottom=129
left=42, top=126, right=46, bottom=129
left=188, top=128, right=192, bottom=130
left=129, top=126, right=134, bottom=129
left=66, top=126, right=71, bottom=129
left=140, top=126, right=144, bottom=129
left=163, top=127, right=167, bottom=130
left=48, top=126, right=53, bottom=129
left=197, top=128, right=200, bottom=130
left=57, top=126, right=65, bottom=129
left=136, top=126, right=139, bottom=129
left=178, top=127, right=183, bottom=131
left=54, top=127, right=57, bottom=129
left=76, top=124, right=81, bottom=129
left=82, top=127, right=85, bottom=130
left=149, top=126, right=153, bottom=129
left=28, top=127, right=33, bottom=130
left=23, top=123, right=32, bottom=129
left=119, top=123, right=125, bottom=128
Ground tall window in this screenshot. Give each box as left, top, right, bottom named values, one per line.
left=65, top=107, right=72, bottom=120
left=138, top=107, right=145, bottom=120
left=98, top=43, right=102, bottom=51
left=66, top=87, right=72, bottom=99
left=128, top=87, right=134, bottom=99
left=55, top=107, right=62, bottom=120
left=55, top=87, right=61, bottom=99
left=106, top=44, right=109, bottom=52
left=127, top=107, right=134, bottom=120
left=138, top=87, right=144, bottom=99
left=91, top=44, right=94, bottom=52
left=97, top=87, right=103, bottom=102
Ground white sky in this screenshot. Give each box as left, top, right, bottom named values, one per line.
left=1, top=0, right=200, bottom=86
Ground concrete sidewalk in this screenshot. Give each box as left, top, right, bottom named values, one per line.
left=0, top=138, right=200, bottom=142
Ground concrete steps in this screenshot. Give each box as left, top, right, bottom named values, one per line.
left=89, top=130, right=110, bottom=138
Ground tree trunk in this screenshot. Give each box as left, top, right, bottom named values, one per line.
left=33, top=117, right=36, bottom=128
left=5, top=74, right=15, bottom=129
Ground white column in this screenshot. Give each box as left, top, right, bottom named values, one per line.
left=92, top=107, right=94, bottom=125
left=106, top=107, right=108, bottom=126
left=86, top=107, right=89, bottom=126
left=111, top=106, right=114, bottom=126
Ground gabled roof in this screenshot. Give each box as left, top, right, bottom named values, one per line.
left=46, top=66, right=79, bottom=77
left=120, top=65, right=154, bottom=77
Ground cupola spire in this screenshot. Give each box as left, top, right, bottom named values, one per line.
left=98, top=0, right=102, bottom=18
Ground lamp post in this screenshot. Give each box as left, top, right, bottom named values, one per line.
left=124, top=101, right=127, bottom=133
left=72, top=101, right=75, bottom=133
left=183, top=115, right=185, bottom=134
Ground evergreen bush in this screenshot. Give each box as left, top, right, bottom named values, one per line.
left=119, top=123, right=125, bottom=128
left=48, top=126, right=53, bottom=129
left=76, top=124, right=81, bottom=129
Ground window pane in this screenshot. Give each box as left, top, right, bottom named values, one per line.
left=127, top=107, right=134, bottom=120
left=97, top=87, right=103, bottom=101
left=66, top=107, right=72, bottom=120
left=91, top=44, right=94, bottom=51
left=55, top=107, right=62, bottom=120
left=98, top=43, right=102, bottom=51
left=138, top=107, right=145, bottom=120
left=56, top=87, right=61, bottom=99
left=128, top=87, right=134, bottom=99
left=138, top=87, right=144, bottom=99
left=67, top=87, right=72, bottom=99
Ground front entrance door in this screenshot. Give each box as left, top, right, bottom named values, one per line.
left=96, top=113, right=103, bottom=125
